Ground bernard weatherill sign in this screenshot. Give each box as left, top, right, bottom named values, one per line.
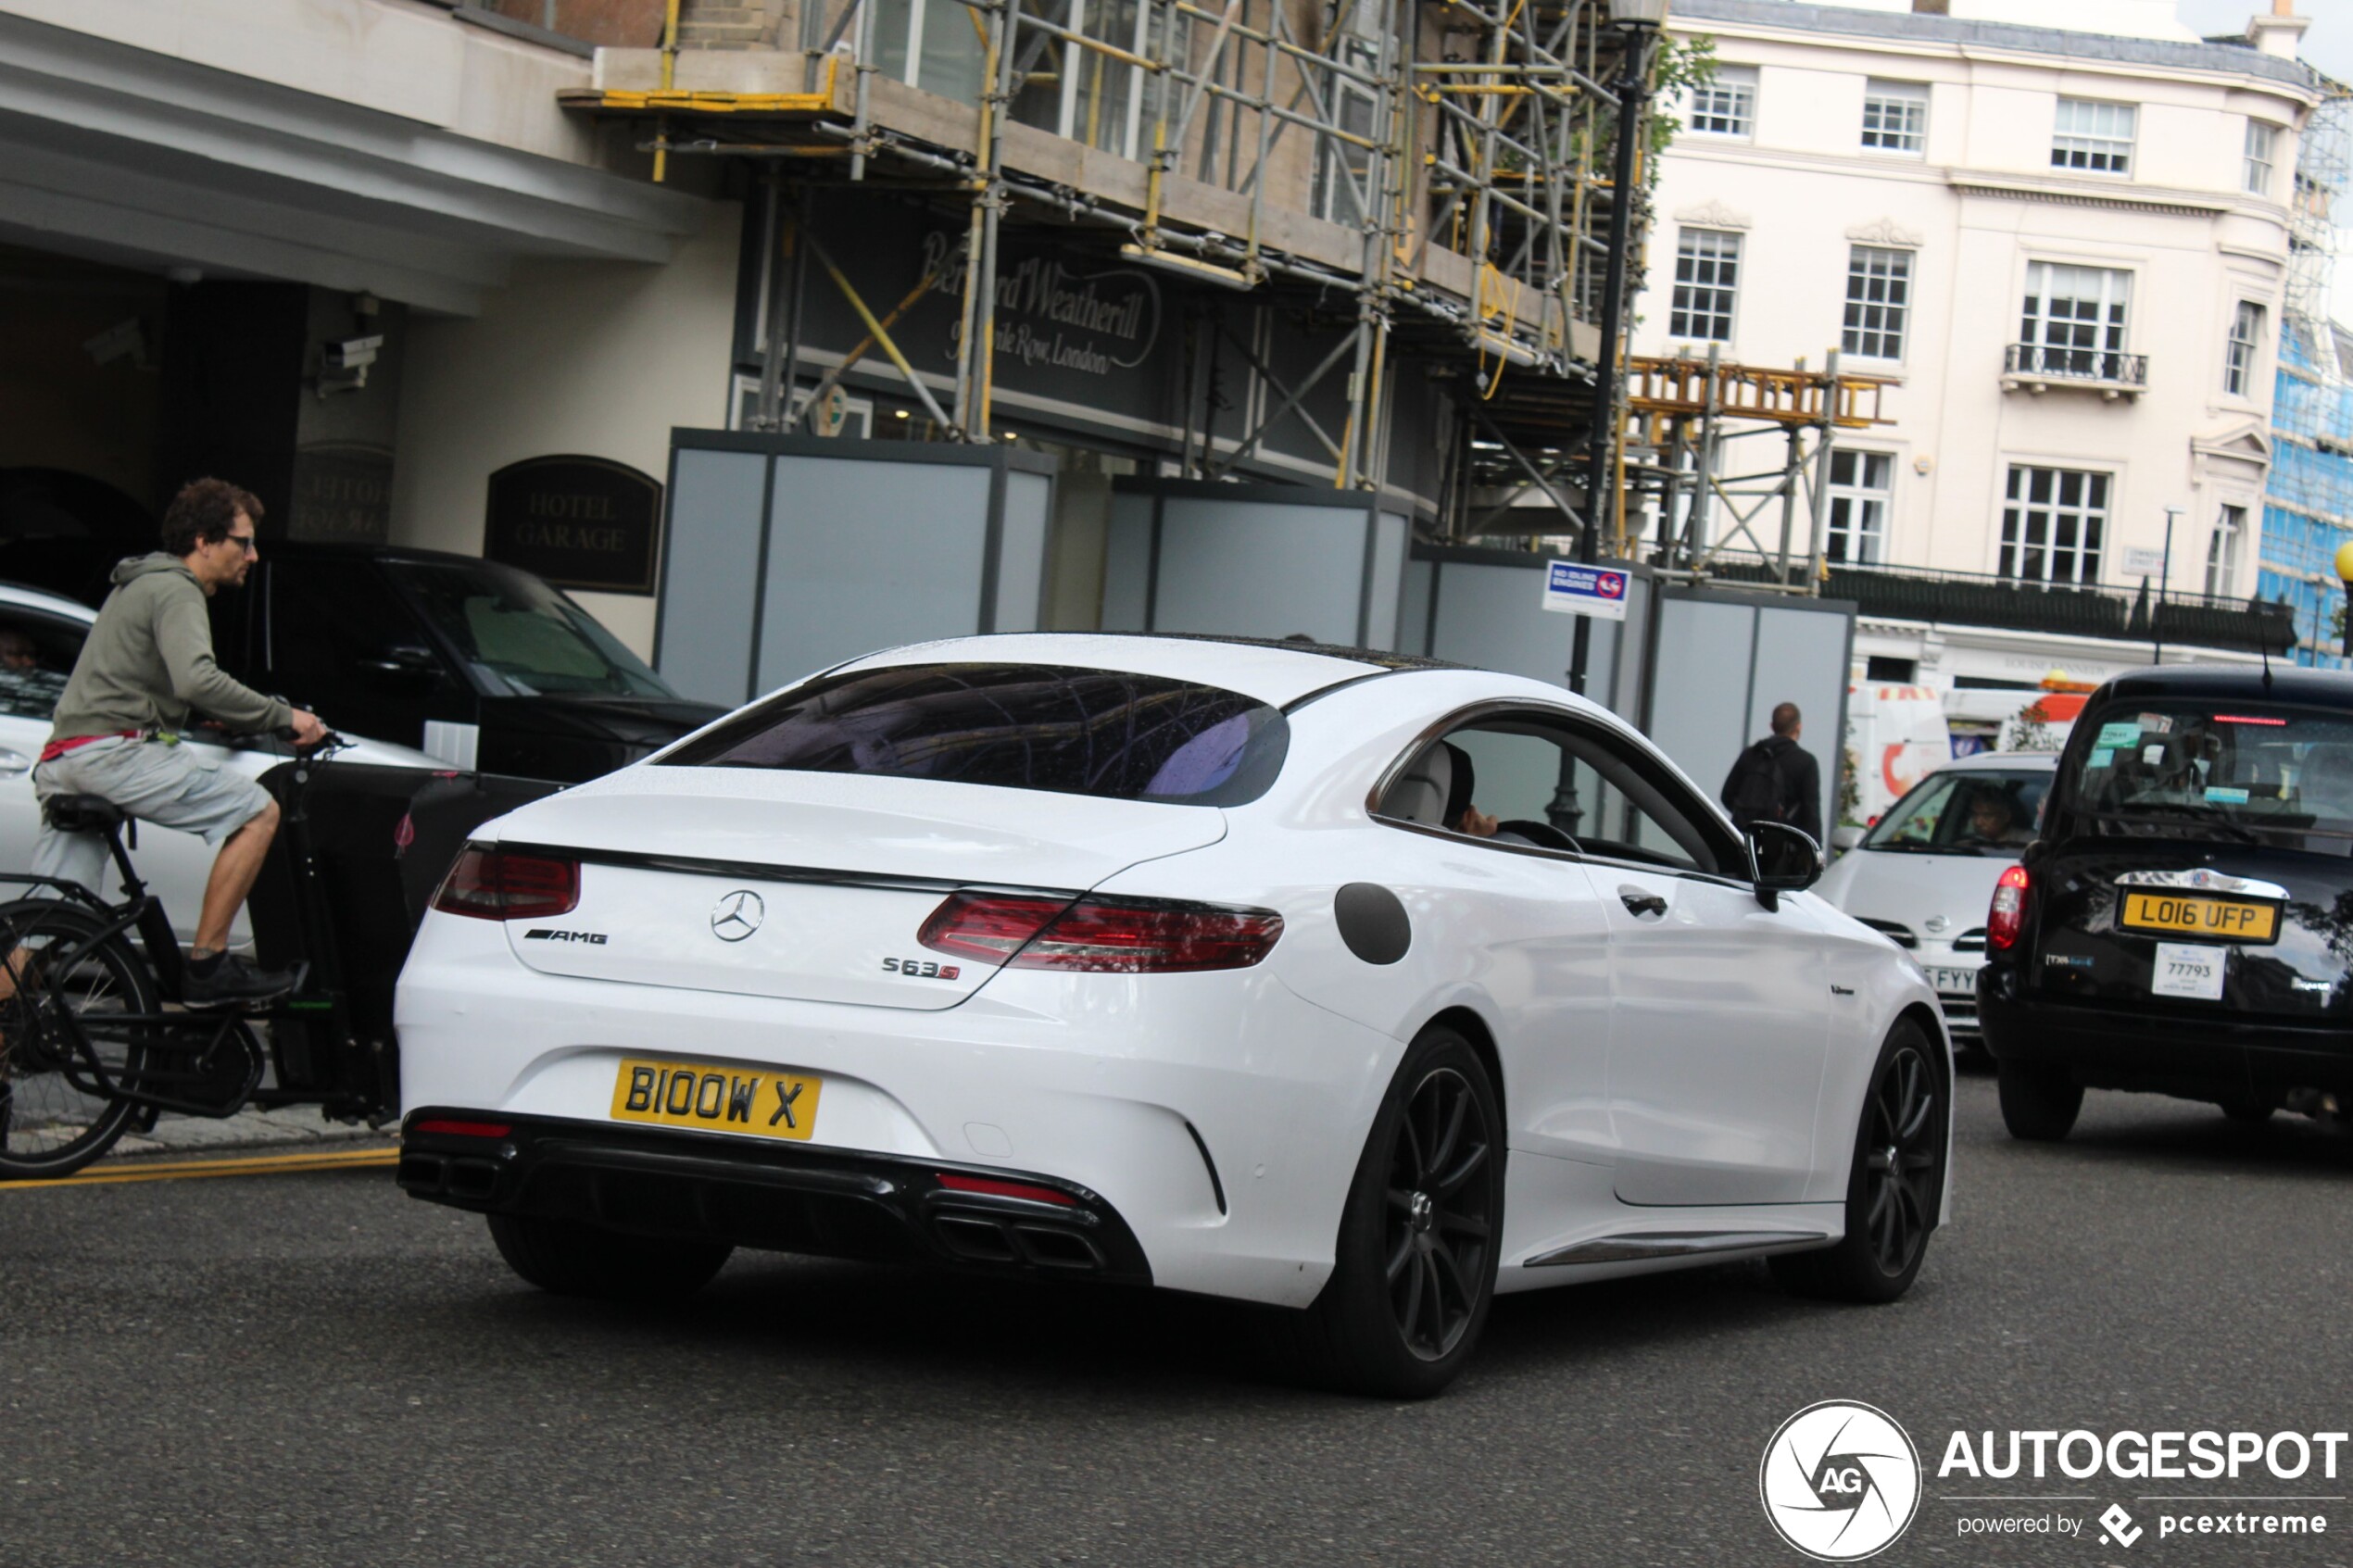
left=484, top=456, right=662, bottom=595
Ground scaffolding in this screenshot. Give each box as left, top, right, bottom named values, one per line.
left=2260, top=82, right=2353, bottom=668
left=564, top=0, right=1653, bottom=534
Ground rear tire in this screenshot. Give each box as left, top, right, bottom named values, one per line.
left=1772, top=1018, right=1946, bottom=1304
left=1996, top=1058, right=2083, bottom=1142
left=486, top=1214, right=733, bottom=1302
left=1271, top=1024, right=1504, bottom=1399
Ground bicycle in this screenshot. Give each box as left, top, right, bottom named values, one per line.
left=0, top=733, right=357, bottom=1179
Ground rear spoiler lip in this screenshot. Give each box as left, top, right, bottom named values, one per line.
left=487, top=839, right=1082, bottom=903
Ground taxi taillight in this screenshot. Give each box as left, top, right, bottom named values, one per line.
left=1987, top=865, right=2031, bottom=951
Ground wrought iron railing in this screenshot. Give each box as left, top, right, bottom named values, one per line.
left=2003, top=343, right=2149, bottom=387
left=1708, top=558, right=2295, bottom=652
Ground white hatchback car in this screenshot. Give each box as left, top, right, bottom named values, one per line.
left=395, top=634, right=1951, bottom=1397
left=1817, top=751, right=2058, bottom=1046
left=0, top=580, right=441, bottom=945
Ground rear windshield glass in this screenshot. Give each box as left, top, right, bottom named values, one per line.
left=2062, top=700, right=2353, bottom=849
left=1863, top=769, right=2049, bottom=856
left=659, top=662, right=1290, bottom=806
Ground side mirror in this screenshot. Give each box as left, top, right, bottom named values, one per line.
left=1830, top=824, right=1864, bottom=854
left=1745, top=821, right=1822, bottom=910
left=361, top=643, right=441, bottom=679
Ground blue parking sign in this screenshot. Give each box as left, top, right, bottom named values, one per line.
left=1540, top=560, right=1629, bottom=621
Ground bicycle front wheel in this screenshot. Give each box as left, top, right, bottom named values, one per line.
left=0, top=897, right=158, bottom=1179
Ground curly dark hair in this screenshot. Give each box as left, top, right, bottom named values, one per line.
left=160, top=478, right=263, bottom=557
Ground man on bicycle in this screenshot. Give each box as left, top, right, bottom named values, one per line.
left=30, top=478, right=326, bottom=1005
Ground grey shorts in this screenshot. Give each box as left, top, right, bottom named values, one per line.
left=31, top=737, right=273, bottom=894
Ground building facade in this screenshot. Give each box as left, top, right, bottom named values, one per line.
left=1633, top=0, right=2326, bottom=713
left=2256, top=88, right=2353, bottom=670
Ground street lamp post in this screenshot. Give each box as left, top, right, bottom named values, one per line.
left=1565, top=0, right=1662, bottom=702
left=1548, top=0, right=1659, bottom=838
left=2336, top=540, right=2353, bottom=661
left=2153, top=505, right=2181, bottom=667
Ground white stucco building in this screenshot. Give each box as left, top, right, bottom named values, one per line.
left=1636, top=0, right=2328, bottom=703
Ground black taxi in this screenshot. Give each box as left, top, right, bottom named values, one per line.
left=1976, top=665, right=2353, bottom=1139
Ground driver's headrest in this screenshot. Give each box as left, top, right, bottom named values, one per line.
left=1384, top=741, right=1453, bottom=827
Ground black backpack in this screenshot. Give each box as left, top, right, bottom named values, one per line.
left=1726, top=741, right=1796, bottom=831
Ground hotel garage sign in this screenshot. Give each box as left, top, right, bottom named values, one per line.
left=484, top=456, right=662, bottom=595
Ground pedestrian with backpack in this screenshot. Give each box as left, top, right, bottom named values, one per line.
left=1721, top=701, right=1823, bottom=844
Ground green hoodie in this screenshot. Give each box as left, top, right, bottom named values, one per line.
left=46, top=555, right=291, bottom=744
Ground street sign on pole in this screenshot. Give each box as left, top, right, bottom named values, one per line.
left=1541, top=560, right=1629, bottom=621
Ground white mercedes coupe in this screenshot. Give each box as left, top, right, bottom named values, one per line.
left=395, top=633, right=1951, bottom=1398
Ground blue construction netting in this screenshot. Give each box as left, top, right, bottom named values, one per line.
left=2260, top=321, right=2353, bottom=669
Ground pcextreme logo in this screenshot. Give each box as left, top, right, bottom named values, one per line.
left=1760, top=1400, right=1924, bottom=1562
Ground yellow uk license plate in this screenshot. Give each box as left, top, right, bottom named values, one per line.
left=2120, top=892, right=2278, bottom=944
left=609, top=1058, right=822, bottom=1141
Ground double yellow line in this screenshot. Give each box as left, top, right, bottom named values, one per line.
left=0, top=1144, right=397, bottom=1190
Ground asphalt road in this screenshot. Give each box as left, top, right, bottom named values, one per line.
left=5, top=1066, right=2348, bottom=1568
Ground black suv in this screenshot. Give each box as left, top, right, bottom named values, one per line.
left=1977, top=665, right=2353, bottom=1139
left=209, top=545, right=724, bottom=784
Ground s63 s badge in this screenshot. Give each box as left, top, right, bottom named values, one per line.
left=883, top=958, right=962, bottom=981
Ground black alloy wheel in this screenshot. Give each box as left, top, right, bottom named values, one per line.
left=1276, top=1024, right=1504, bottom=1399
left=1857, top=1040, right=1940, bottom=1277
left=1383, top=1063, right=1496, bottom=1362
left=1773, top=1018, right=1946, bottom=1303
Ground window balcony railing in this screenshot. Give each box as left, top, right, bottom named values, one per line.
left=2001, top=343, right=2149, bottom=398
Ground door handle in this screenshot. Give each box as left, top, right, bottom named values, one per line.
left=0, top=748, right=29, bottom=778
left=1617, top=886, right=1667, bottom=918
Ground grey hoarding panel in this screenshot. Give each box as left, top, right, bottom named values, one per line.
left=756, top=456, right=993, bottom=692
left=1105, top=484, right=1407, bottom=648
left=1154, top=496, right=1362, bottom=644
left=1749, top=606, right=1855, bottom=835
left=1101, top=491, right=1153, bottom=631
left=1400, top=558, right=1435, bottom=655
left=1408, top=548, right=1648, bottom=722
left=1364, top=511, right=1407, bottom=651
left=657, top=446, right=767, bottom=706
left=1646, top=590, right=1856, bottom=831
left=1649, top=596, right=1757, bottom=806
left=995, top=470, right=1052, bottom=633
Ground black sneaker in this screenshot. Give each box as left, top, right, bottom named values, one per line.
left=182, top=952, right=296, bottom=1009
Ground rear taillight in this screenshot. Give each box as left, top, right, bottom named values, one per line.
left=919, top=892, right=1283, bottom=973
left=1986, top=864, right=2031, bottom=951
left=431, top=847, right=581, bottom=922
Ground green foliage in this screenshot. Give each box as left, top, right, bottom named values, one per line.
left=1837, top=744, right=1862, bottom=827
left=1645, top=34, right=1716, bottom=172
left=2003, top=713, right=2057, bottom=754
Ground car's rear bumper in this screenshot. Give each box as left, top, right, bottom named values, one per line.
left=1977, top=963, right=2353, bottom=1103
left=400, top=1110, right=1154, bottom=1285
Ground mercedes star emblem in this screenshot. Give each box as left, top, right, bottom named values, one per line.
left=710, top=890, right=764, bottom=942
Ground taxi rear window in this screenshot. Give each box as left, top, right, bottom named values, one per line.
left=660, top=662, right=1289, bottom=806
left=2065, top=701, right=2353, bottom=844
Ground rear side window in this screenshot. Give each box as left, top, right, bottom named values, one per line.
left=661, top=662, right=1290, bottom=807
